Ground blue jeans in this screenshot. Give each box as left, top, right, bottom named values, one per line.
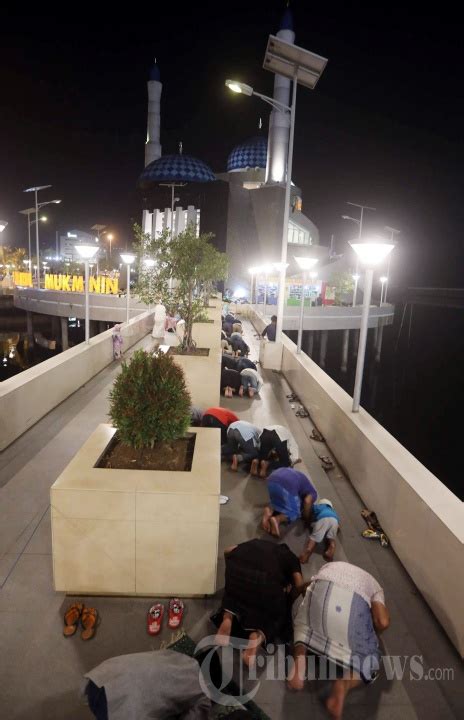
left=240, top=374, right=258, bottom=391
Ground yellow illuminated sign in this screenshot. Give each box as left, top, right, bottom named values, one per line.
left=44, top=274, right=119, bottom=294
left=13, top=271, right=33, bottom=287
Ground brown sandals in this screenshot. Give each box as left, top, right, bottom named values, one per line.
left=63, top=603, right=99, bottom=640
left=63, top=603, right=84, bottom=637
left=81, top=607, right=99, bottom=640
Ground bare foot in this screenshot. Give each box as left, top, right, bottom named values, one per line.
left=270, top=516, right=281, bottom=538
left=248, top=388, right=255, bottom=398
left=287, top=674, right=305, bottom=691
left=230, top=454, right=238, bottom=472
left=215, top=613, right=233, bottom=647
left=250, top=458, right=259, bottom=476
left=324, top=541, right=336, bottom=562
left=238, top=385, right=244, bottom=397
left=259, top=460, right=269, bottom=478
left=242, top=632, right=263, bottom=668
left=326, top=680, right=347, bottom=720
left=299, top=551, right=310, bottom=564
left=262, top=507, right=273, bottom=533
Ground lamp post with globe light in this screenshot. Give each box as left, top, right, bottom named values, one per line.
left=120, top=254, right=136, bottom=324
left=75, top=244, right=99, bottom=343
left=225, top=38, right=327, bottom=342
left=294, top=256, right=318, bottom=354
left=350, top=240, right=395, bottom=412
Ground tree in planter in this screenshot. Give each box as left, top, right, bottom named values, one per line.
left=132, top=222, right=228, bottom=350
left=330, top=271, right=355, bottom=305
left=132, top=223, right=171, bottom=306
left=169, top=224, right=228, bottom=350
left=109, top=349, right=191, bottom=449
left=197, top=241, right=229, bottom=307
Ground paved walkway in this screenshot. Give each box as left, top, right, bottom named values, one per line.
left=0, top=321, right=462, bottom=719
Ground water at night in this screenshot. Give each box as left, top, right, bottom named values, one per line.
left=286, top=303, right=464, bottom=501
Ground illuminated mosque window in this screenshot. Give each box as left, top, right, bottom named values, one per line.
left=287, top=221, right=311, bottom=245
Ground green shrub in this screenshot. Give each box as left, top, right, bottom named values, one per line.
left=108, top=350, right=191, bottom=448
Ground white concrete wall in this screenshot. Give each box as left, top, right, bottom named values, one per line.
left=14, top=288, right=149, bottom=323
left=0, top=311, right=155, bottom=451
left=246, top=306, right=464, bottom=657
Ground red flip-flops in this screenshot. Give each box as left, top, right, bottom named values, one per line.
left=168, top=598, right=185, bottom=629
left=147, top=603, right=164, bottom=636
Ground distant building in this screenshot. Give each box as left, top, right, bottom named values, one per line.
left=58, top=230, right=100, bottom=262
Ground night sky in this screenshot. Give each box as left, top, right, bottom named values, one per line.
left=1, top=1, right=462, bottom=288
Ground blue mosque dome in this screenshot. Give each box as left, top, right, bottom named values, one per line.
left=227, top=136, right=268, bottom=172
left=139, top=154, right=216, bottom=187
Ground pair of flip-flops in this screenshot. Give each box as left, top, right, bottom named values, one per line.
left=147, top=598, right=185, bottom=636
left=319, top=455, right=335, bottom=470
left=63, top=603, right=99, bottom=640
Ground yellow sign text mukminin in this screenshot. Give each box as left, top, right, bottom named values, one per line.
left=13, top=272, right=33, bottom=287
left=44, top=274, right=119, bottom=294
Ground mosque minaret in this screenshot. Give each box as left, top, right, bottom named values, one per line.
left=144, top=61, right=162, bottom=167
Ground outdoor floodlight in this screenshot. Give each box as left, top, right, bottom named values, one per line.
left=75, top=244, right=99, bottom=260
left=120, top=253, right=136, bottom=264
left=294, top=256, right=318, bottom=271
left=350, top=241, right=395, bottom=267
left=225, top=79, right=253, bottom=96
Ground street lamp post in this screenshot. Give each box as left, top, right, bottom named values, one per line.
left=350, top=240, right=395, bottom=412
left=120, top=253, right=136, bottom=324
left=342, top=202, right=376, bottom=306
left=260, top=264, right=273, bottom=318
left=379, top=276, right=388, bottom=305
left=225, top=38, right=327, bottom=343
left=22, top=188, right=61, bottom=287
left=248, top=267, right=259, bottom=309
left=75, top=244, right=99, bottom=343
left=294, top=257, right=318, bottom=354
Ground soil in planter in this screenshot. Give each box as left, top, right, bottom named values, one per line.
left=96, top=434, right=196, bottom=471
left=168, top=347, right=210, bottom=357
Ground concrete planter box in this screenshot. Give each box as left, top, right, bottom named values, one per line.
left=192, top=321, right=221, bottom=350
left=50, top=424, right=220, bottom=596
left=171, top=349, right=221, bottom=409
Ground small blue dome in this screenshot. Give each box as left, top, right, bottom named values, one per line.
left=149, top=62, right=160, bottom=82
left=139, top=154, right=216, bottom=186
left=280, top=8, right=294, bottom=31
left=227, top=136, right=268, bottom=172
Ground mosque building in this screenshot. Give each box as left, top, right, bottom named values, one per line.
left=138, top=6, right=330, bottom=300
